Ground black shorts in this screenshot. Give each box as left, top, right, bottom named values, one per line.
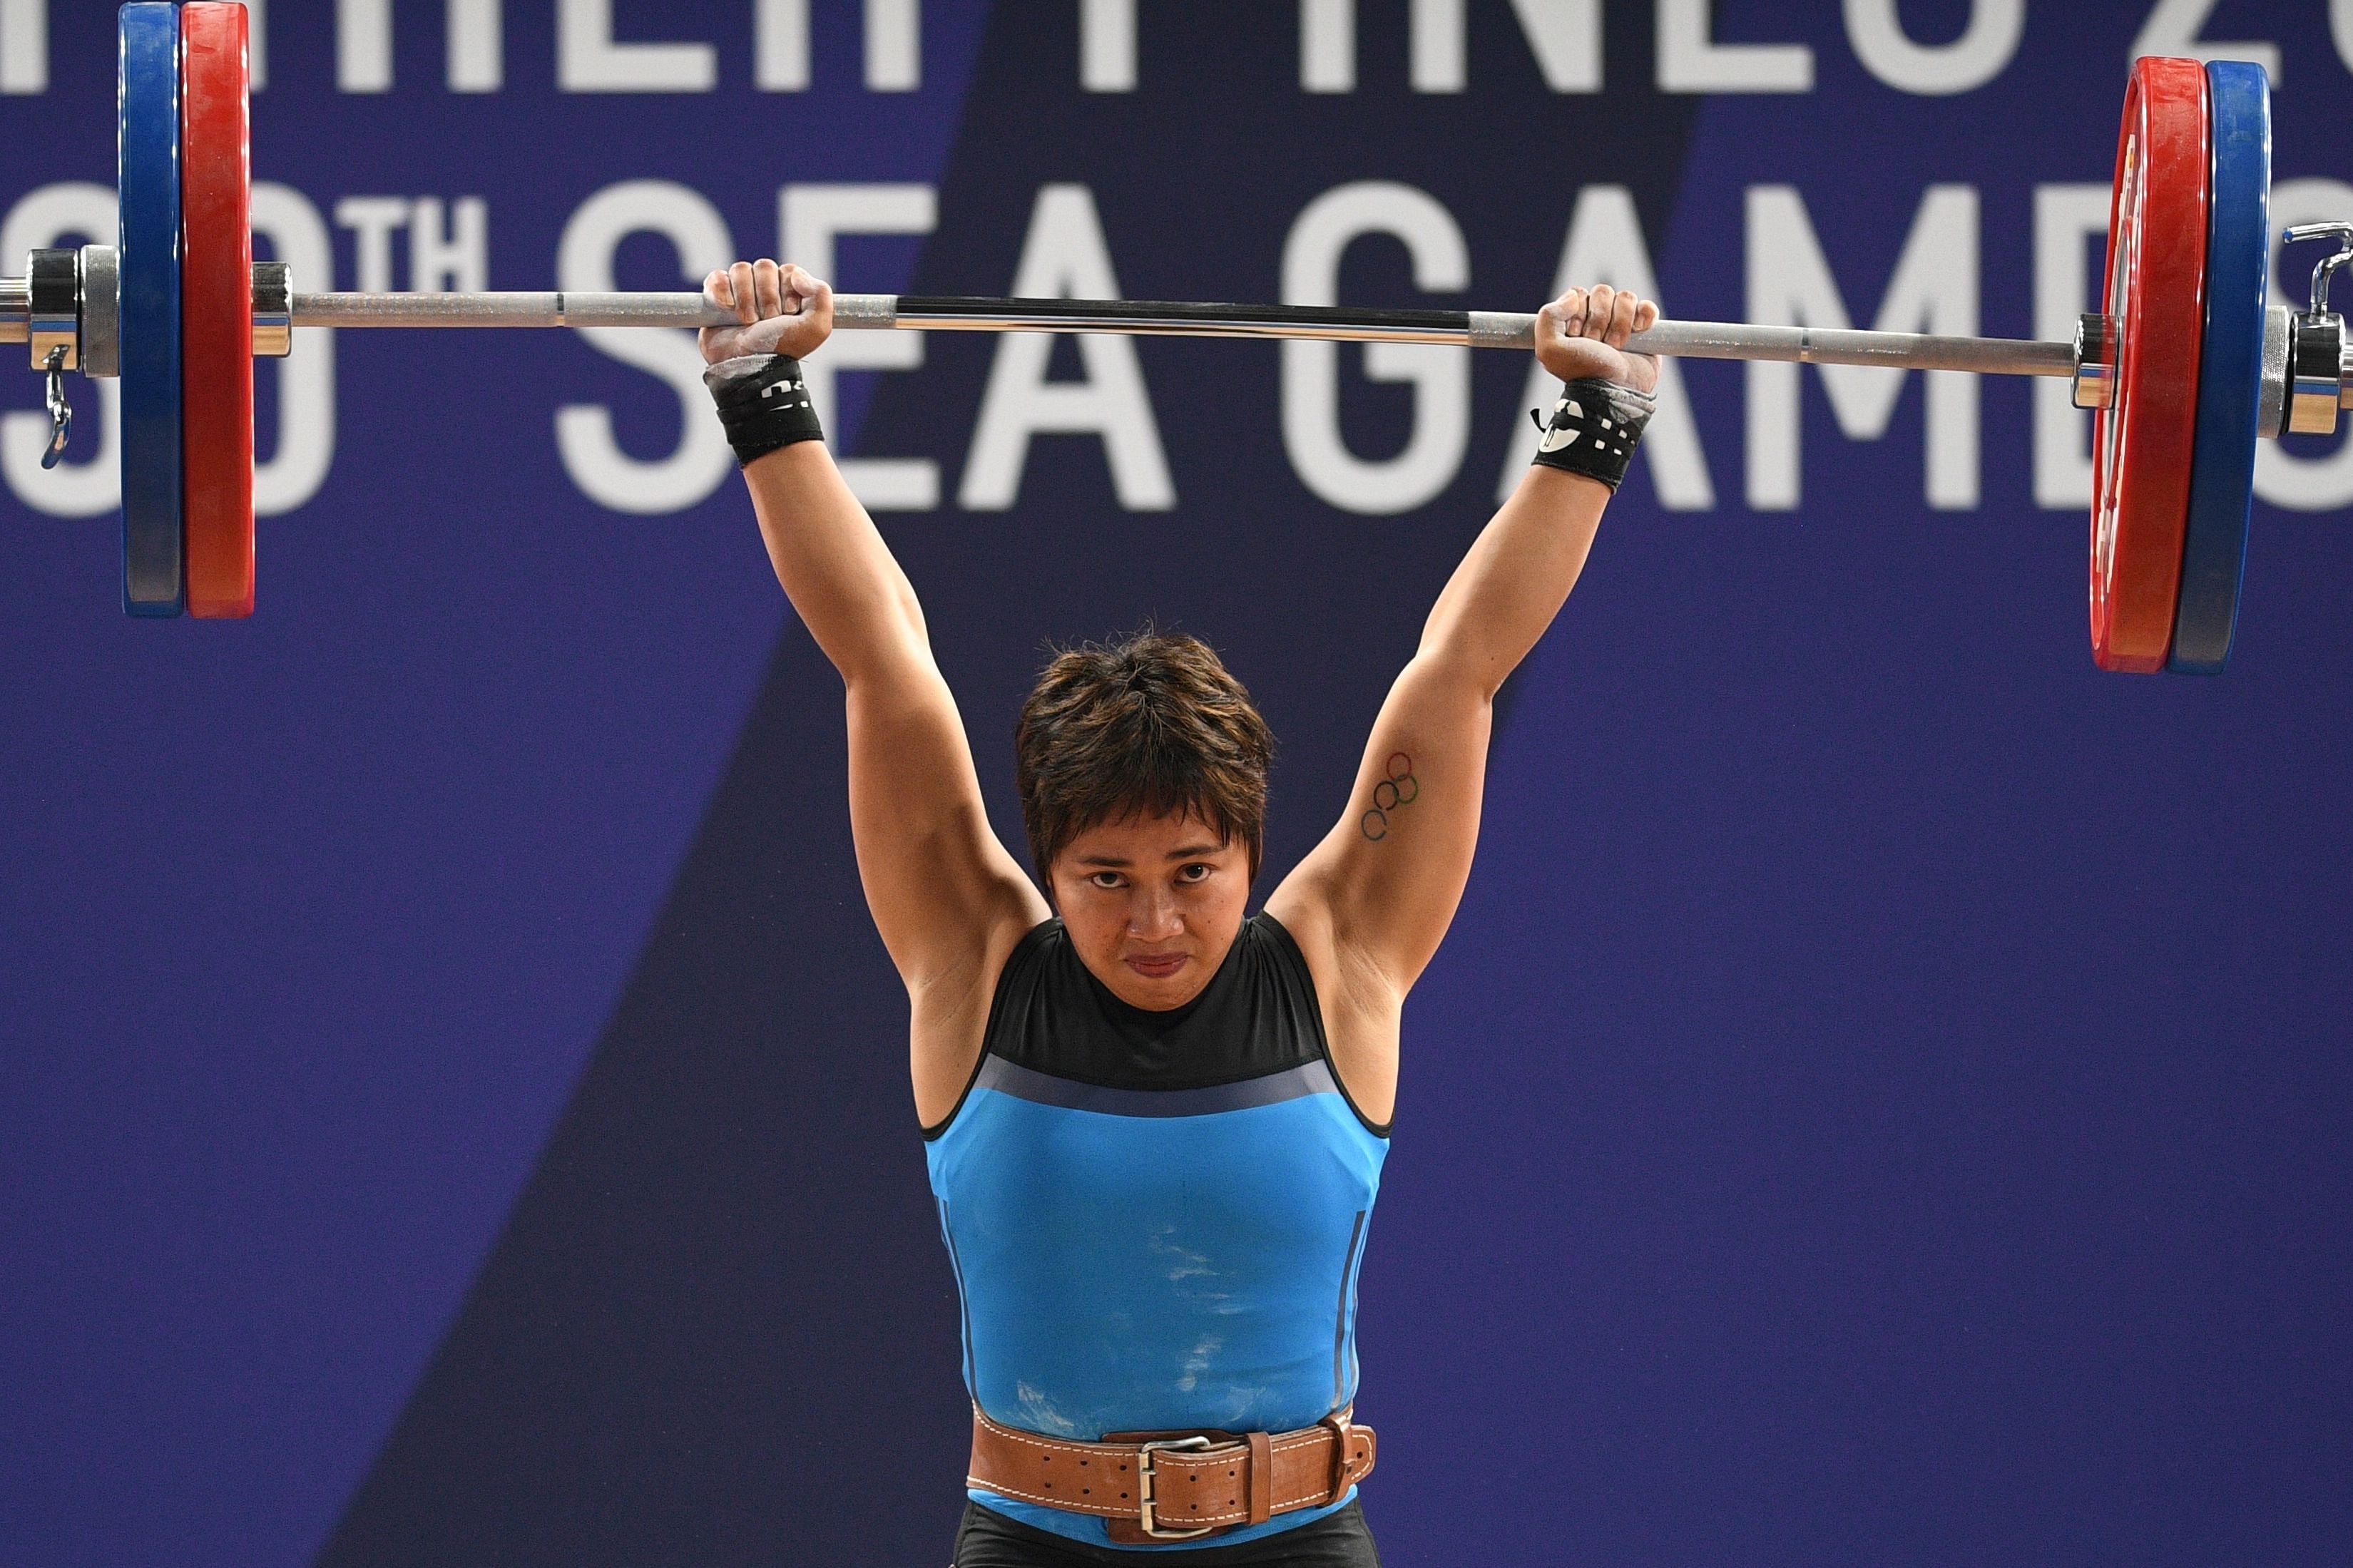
left=951, top=1500, right=1382, bottom=1567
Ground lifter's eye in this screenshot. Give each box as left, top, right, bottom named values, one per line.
left=1177, top=863, right=1212, bottom=883
left=1089, top=872, right=1125, bottom=890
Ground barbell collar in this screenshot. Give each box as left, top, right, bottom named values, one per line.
left=2073, top=312, right=2115, bottom=410
left=252, top=262, right=291, bottom=357
left=29, top=248, right=79, bottom=371
left=2286, top=311, right=2344, bottom=436
left=2259, top=303, right=2292, bottom=438
left=79, top=244, right=120, bottom=378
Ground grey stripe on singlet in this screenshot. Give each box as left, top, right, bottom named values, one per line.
left=1333, top=1209, right=1367, bottom=1408
left=974, top=1054, right=1339, bottom=1118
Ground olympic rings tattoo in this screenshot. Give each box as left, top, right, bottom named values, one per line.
left=1360, top=751, right=1422, bottom=841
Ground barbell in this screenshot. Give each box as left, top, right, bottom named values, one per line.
left=7, top=6, right=2348, bottom=675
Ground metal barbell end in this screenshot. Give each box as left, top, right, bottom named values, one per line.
left=0, top=247, right=291, bottom=369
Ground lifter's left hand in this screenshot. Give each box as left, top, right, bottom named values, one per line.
left=699, top=260, right=834, bottom=364
left=1534, top=285, right=1660, bottom=395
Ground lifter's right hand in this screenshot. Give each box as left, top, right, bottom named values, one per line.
left=1533, top=284, right=1660, bottom=395
left=699, top=260, right=833, bottom=364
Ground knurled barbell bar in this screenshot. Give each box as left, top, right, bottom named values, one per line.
left=6, top=9, right=2347, bottom=674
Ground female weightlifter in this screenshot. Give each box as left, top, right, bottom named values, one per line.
left=698, top=260, right=1660, bottom=1567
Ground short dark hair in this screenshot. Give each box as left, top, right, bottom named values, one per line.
left=1014, top=628, right=1275, bottom=886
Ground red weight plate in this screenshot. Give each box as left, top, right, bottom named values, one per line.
left=182, top=3, right=255, bottom=619
left=2089, top=57, right=2208, bottom=672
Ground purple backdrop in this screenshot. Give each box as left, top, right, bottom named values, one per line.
left=4, top=4, right=2347, bottom=1565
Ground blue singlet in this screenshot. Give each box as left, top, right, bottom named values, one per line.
left=924, top=914, right=1389, bottom=1552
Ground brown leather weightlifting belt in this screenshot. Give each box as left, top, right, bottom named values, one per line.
left=969, top=1405, right=1377, bottom=1544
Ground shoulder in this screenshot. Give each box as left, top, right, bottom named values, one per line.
left=1240, top=909, right=1315, bottom=992
left=1259, top=882, right=1332, bottom=996
left=986, top=916, right=1065, bottom=1018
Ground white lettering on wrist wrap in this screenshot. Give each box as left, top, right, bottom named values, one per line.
left=704, top=353, right=824, bottom=468
left=1530, top=376, right=1655, bottom=491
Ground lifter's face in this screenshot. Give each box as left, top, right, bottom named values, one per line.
left=1051, top=810, right=1251, bottom=1011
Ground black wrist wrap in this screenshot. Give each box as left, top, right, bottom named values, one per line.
left=704, top=353, right=824, bottom=467
left=1529, top=376, right=1655, bottom=491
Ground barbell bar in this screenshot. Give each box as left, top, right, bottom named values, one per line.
left=9, top=9, right=2349, bottom=675
left=4, top=272, right=2096, bottom=374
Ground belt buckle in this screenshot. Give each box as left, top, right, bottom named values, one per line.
left=1136, top=1435, right=1220, bottom=1540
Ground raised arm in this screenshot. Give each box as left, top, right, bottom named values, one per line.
left=701, top=262, right=1048, bottom=1114
left=1267, top=286, right=1658, bottom=1107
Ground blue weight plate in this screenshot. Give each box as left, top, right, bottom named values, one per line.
left=2170, top=60, right=2270, bottom=674
left=118, top=3, right=182, bottom=617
